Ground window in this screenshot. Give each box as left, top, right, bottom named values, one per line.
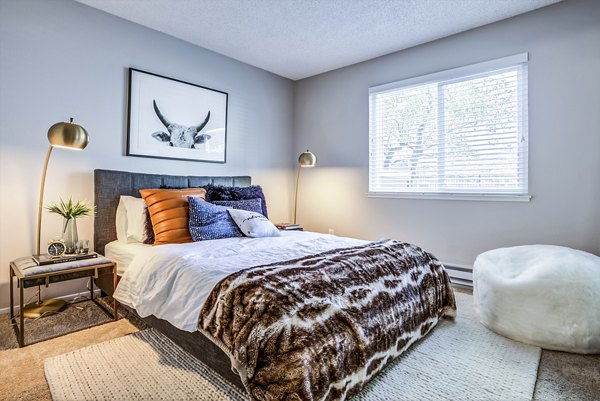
left=369, top=54, right=529, bottom=201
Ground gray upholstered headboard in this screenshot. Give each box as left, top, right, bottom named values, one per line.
left=93, top=169, right=251, bottom=255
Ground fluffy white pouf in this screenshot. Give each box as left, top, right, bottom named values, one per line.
left=473, top=245, right=600, bottom=354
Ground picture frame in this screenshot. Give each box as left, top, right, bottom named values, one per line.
left=127, top=68, right=228, bottom=163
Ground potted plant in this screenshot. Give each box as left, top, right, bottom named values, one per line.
left=46, top=198, right=93, bottom=254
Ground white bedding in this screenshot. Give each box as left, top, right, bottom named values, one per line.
left=113, top=231, right=366, bottom=332
left=105, top=240, right=152, bottom=275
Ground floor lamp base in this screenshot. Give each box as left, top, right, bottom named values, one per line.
left=22, top=298, right=67, bottom=319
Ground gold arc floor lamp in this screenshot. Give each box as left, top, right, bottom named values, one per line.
left=293, top=150, right=317, bottom=224
left=24, top=118, right=89, bottom=319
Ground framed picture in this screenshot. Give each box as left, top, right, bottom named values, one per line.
left=127, top=68, right=228, bottom=163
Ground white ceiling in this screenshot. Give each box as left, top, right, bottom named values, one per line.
left=75, top=0, right=562, bottom=80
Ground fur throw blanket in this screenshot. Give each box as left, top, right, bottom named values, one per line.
left=199, top=239, right=456, bottom=401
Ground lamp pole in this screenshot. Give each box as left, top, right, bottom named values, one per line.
left=36, top=146, right=54, bottom=256
left=293, top=150, right=317, bottom=225
left=293, top=165, right=302, bottom=224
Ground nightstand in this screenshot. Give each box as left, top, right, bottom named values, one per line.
left=8, top=255, right=118, bottom=347
left=275, top=223, right=304, bottom=231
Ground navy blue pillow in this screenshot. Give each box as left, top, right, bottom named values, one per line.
left=204, top=185, right=268, bottom=218
left=188, top=197, right=242, bottom=241
left=213, top=198, right=263, bottom=215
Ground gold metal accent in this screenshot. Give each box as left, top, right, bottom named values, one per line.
left=298, top=149, right=317, bottom=168
left=36, top=118, right=89, bottom=255
left=31, top=118, right=89, bottom=318
left=47, top=238, right=66, bottom=259
left=293, top=166, right=301, bottom=224
left=47, top=118, right=90, bottom=150
left=293, top=150, right=317, bottom=224
left=22, top=298, right=67, bottom=319
left=36, top=146, right=53, bottom=256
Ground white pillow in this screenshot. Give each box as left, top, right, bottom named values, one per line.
left=227, top=208, right=280, bottom=238
left=115, top=198, right=128, bottom=242
left=118, top=196, right=148, bottom=243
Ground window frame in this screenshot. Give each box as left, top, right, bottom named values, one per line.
left=368, top=53, right=531, bottom=202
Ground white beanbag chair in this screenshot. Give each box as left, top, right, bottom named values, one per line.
left=473, top=245, right=600, bottom=354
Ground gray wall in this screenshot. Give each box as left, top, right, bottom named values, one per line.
left=0, top=0, right=295, bottom=309
left=293, top=0, right=600, bottom=266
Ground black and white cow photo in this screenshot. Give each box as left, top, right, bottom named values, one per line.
left=127, top=68, right=228, bottom=163
left=151, top=100, right=212, bottom=149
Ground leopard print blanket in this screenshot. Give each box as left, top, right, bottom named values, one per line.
left=199, top=239, right=456, bottom=401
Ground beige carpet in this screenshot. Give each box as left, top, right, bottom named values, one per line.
left=0, top=319, right=138, bottom=401
left=534, top=350, right=600, bottom=401
left=44, top=293, right=542, bottom=401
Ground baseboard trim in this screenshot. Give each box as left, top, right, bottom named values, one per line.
left=444, top=262, right=473, bottom=288
left=0, top=289, right=102, bottom=315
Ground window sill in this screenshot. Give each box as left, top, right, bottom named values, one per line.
left=367, top=192, right=532, bottom=202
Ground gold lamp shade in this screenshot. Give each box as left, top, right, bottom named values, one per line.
left=47, top=118, right=89, bottom=150
left=298, top=150, right=317, bottom=167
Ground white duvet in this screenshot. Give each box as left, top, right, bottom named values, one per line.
left=114, top=231, right=366, bottom=332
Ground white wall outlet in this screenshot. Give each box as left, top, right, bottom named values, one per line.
left=328, top=228, right=335, bottom=235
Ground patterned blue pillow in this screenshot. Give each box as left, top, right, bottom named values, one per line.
left=188, top=197, right=242, bottom=241
left=213, top=198, right=263, bottom=215
left=204, top=184, right=269, bottom=218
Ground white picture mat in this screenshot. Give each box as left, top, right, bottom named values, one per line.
left=128, top=69, right=227, bottom=162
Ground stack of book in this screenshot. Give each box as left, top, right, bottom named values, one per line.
left=275, top=223, right=303, bottom=231
left=32, top=252, right=99, bottom=266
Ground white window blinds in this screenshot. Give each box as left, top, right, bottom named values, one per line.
left=369, top=54, right=529, bottom=199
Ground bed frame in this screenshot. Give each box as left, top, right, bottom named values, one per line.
left=93, top=169, right=249, bottom=389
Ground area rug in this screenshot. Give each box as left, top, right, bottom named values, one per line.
left=45, top=329, right=247, bottom=401
left=353, top=292, right=541, bottom=401
left=0, top=319, right=138, bottom=401
left=44, top=293, right=541, bottom=401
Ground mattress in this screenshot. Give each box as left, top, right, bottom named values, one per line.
left=114, top=231, right=366, bottom=332
left=104, top=240, right=151, bottom=275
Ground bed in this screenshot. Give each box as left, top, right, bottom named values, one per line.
left=93, top=169, right=456, bottom=400
left=94, top=169, right=252, bottom=388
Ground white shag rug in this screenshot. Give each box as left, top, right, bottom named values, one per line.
left=44, top=293, right=541, bottom=401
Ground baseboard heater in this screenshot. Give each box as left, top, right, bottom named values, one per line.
left=443, top=262, right=473, bottom=288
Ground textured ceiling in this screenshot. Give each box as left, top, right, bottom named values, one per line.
left=75, top=0, right=562, bottom=80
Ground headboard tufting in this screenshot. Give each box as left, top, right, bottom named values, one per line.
left=94, top=169, right=251, bottom=255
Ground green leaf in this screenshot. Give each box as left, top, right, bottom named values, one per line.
left=45, top=197, right=94, bottom=219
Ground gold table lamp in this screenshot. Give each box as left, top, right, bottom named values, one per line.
left=24, top=118, right=89, bottom=319
left=293, top=150, right=317, bottom=224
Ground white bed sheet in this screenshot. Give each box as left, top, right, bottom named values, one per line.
left=113, top=231, right=366, bottom=332
left=105, top=241, right=152, bottom=275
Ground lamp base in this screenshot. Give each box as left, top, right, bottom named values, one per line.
left=22, top=298, right=67, bottom=319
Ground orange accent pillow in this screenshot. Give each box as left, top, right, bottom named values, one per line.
left=140, top=188, right=207, bottom=245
